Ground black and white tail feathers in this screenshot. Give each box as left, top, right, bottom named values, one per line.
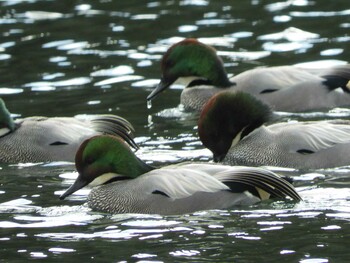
left=214, top=167, right=302, bottom=201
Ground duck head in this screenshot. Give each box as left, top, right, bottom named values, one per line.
left=60, top=135, right=153, bottom=199
left=147, top=38, right=233, bottom=101
left=0, top=98, right=15, bottom=135
left=198, top=91, right=272, bottom=162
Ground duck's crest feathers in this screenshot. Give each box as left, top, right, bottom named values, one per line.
left=322, top=65, right=350, bottom=93
left=89, top=115, right=138, bottom=150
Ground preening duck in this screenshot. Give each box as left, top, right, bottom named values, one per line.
left=198, top=90, right=350, bottom=169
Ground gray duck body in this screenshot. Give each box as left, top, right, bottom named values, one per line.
left=59, top=136, right=301, bottom=215
left=0, top=115, right=134, bottom=163
left=222, top=121, right=350, bottom=169
left=88, top=182, right=251, bottom=215
left=85, top=163, right=301, bottom=215
left=182, top=65, right=350, bottom=112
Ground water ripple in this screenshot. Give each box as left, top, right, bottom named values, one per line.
left=1, top=0, right=349, bottom=262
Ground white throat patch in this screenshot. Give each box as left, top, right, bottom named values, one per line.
left=175, top=76, right=205, bottom=87
left=0, top=127, right=11, bottom=137
left=230, top=128, right=245, bottom=149
left=89, top=173, right=120, bottom=187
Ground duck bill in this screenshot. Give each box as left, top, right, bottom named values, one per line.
left=147, top=78, right=174, bottom=101
left=59, top=174, right=88, bottom=200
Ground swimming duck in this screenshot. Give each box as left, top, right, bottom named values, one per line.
left=0, top=98, right=137, bottom=163
left=59, top=135, right=301, bottom=215
left=147, top=38, right=350, bottom=112
left=198, top=90, right=350, bottom=169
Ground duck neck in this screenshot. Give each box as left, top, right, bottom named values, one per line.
left=117, top=152, right=154, bottom=179
left=133, top=157, right=155, bottom=176
left=206, top=58, right=233, bottom=88
left=214, top=69, right=233, bottom=88
left=188, top=76, right=233, bottom=89
left=0, top=99, right=15, bottom=133
left=185, top=42, right=233, bottom=88
left=241, top=122, right=265, bottom=141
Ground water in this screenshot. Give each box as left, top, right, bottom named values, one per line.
left=0, top=0, right=350, bottom=261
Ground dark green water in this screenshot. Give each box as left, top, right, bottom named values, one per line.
left=0, top=0, right=350, bottom=262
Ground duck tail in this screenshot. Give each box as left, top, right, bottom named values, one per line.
left=322, top=65, right=350, bottom=93
left=216, top=167, right=302, bottom=201
left=90, top=115, right=139, bottom=150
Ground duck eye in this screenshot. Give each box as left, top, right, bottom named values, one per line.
left=212, top=131, right=220, bottom=140
left=85, top=156, right=95, bottom=165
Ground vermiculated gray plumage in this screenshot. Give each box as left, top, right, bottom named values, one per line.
left=222, top=120, right=350, bottom=169
left=86, top=164, right=301, bottom=215
left=0, top=115, right=136, bottom=163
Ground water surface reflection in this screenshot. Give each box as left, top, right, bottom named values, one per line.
left=0, top=0, right=350, bottom=261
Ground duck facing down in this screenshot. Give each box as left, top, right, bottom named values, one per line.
left=198, top=90, right=350, bottom=169
left=60, top=135, right=301, bottom=215
left=0, top=98, right=137, bottom=163
left=147, top=38, right=350, bottom=112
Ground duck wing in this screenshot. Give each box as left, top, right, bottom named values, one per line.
left=231, top=66, right=321, bottom=94
left=18, top=114, right=138, bottom=149
left=321, top=65, right=350, bottom=93
left=139, top=165, right=230, bottom=200
left=213, top=166, right=302, bottom=201
left=270, top=120, right=350, bottom=153
left=139, top=163, right=301, bottom=201
left=2, top=115, right=137, bottom=163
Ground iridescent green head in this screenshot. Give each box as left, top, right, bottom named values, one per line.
left=0, top=98, right=15, bottom=132
left=147, top=38, right=232, bottom=101
left=60, top=135, right=152, bottom=200
left=198, top=91, right=272, bottom=162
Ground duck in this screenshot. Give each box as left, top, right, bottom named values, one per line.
left=147, top=38, right=350, bottom=112
left=59, top=134, right=301, bottom=215
left=0, top=98, right=137, bottom=163
left=198, top=90, right=350, bottom=169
